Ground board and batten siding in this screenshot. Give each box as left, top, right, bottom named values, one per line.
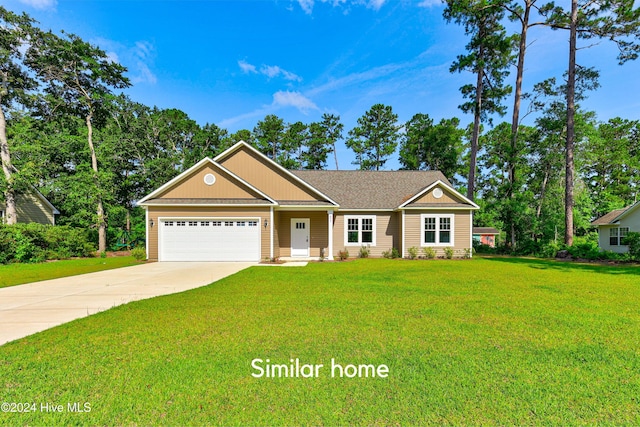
left=404, top=210, right=472, bottom=256
left=277, top=211, right=329, bottom=257
left=332, top=212, right=399, bottom=258
left=146, top=206, right=271, bottom=261
left=219, top=146, right=324, bottom=202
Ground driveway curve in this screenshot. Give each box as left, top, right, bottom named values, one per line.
left=0, top=262, right=254, bottom=346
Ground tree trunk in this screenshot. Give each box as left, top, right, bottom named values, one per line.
left=0, top=105, right=17, bottom=224
left=467, top=62, right=484, bottom=202
left=506, top=1, right=531, bottom=249
left=565, top=0, right=578, bottom=246
left=86, top=112, right=106, bottom=252
left=333, top=142, right=339, bottom=170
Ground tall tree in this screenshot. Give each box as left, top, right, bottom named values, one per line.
left=282, top=121, right=307, bottom=169
left=541, top=0, right=640, bottom=245
left=253, top=114, right=285, bottom=163
left=346, top=104, right=400, bottom=170
left=302, top=122, right=331, bottom=170
left=399, top=114, right=464, bottom=180
left=0, top=7, right=39, bottom=224
left=27, top=31, right=130, bottom=252
left=320, top=113, right=343, bottom=170
left=444, top=0, right=514, bottom=201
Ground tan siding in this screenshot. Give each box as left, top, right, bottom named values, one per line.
left=219, top=146, right=323, bottom=201
left=158, top=163, right=261, bottom=199
left=411, top=184, right=464, bottom=204
left=277, top=211, right=329, bottom=257
left=405, top=210, right=472, bottom=257
left=147, top=206, right=271, bottom=261
left=332, top=212, right=398, bottom=258
left=14, top=193, right=54, bottom=225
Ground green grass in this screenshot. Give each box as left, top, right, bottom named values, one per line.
left=0, top=256, right=141, bottom=288
left=1, top=257, right=639, bottom=425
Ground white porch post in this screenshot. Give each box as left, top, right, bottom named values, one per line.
left=402, top=209, right=406, bottom=258
left=270, top=206, right=274, bottom=259
left=327, top=210, right=334, bottom=260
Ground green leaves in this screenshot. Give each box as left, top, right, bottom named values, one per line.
left=346, top=103, right=400, bottom=171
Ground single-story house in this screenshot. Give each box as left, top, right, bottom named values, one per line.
left=137, top=141, right=479, bottom=262
left=0, top=188, right=59, bottom=225
left=472, top=227, right=500, bottom=248
left=591, top=202, right=640, bottom=253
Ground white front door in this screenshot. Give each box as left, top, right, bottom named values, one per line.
left=291, top=218, right=310, bottom=257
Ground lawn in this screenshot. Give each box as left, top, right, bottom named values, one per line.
left=0, top=256, right=141, bottom=288
left=0, top=257, right=639, bottom=425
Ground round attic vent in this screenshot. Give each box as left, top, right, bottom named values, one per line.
left=433, top=188, right=443, bottom=199
left=204, top=173, right=216, bottom=186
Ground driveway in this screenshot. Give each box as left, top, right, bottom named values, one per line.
left=0, top=262, right=254, bottom=346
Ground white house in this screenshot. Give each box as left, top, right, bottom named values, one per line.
left=591, top=202, right=640, bottom=253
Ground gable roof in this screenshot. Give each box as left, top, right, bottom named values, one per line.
left=215, top=141, right=339, bottom=206
left=137, top=157, right=277, bottom=206
left=591, top=202, right=640, bottom=225
left=291, top=170, right=474, bottom=210
left=0, top=186, right=60, bottom=215
left=473, top=227, right=500, bottom=235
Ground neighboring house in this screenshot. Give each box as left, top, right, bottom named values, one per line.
left=0, top=188, right=59, bottom=225
left=137, top=141, right=479, bottom=262
left=591, top=202, right=640, bottom=253
left=472, top=227, right=500, bottom=248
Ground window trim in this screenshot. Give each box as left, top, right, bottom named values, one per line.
left=343, top=215, right=377, bottom=246
left=610, top=226, right=629, bottom=246
left=420, top=214, right=455, bottom=247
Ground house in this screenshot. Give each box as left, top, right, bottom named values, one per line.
left=591, top=202, right=640, bottom=253
left=137, top=141, right=479, bottom=262
left=0, top=188, right=59, bottom=225
left=472, top=227, right=500, bottom=248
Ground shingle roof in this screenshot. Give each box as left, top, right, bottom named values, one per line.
left=290, top=170, right=453, bottom=209
left=591, top=207, right=630, bottom=225
left=473, top=227, right=500, bottom=235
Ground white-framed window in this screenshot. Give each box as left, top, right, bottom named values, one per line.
left=421, top=214, right=454, bottom=246
left=344, top=215, right=376, bottom=246
left=610, top=227, right=629, bottom=246
left=188, top=221, right=198, bottom=227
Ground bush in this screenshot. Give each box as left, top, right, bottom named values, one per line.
left=422, top=247, right=436, bottom=259
left=443, top=247, right=454, bottom=259
left=382, top=248, right=400, bottom=259
left=462, top=248, right=472, bottom=259
left=338, top=249, right=349, bottom=261
left=623, top=232, right=640, bottom=260
left=131, top=246, right=147, bottom=261
left=407, top=246, right=418, bottom=260
left=0, top=223, right=96, bottom=264
left=358, top=246, right=370, bottom=258
left=567, top=239, right=601, bottom=260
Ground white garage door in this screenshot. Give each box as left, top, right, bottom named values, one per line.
left=160, top=219, right=260, bottom=261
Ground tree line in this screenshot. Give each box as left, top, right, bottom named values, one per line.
left=1, top=4, right=639, bottom=256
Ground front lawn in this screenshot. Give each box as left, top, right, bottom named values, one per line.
left=0, top=256, right=141, bottom=288
left=1, top=258, right=639, bottom=425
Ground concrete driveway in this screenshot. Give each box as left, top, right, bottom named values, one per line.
left=0, top=262, right=254, bottom=346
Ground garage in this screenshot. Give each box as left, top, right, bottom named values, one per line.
left=159, top=218, right=261, bottom=261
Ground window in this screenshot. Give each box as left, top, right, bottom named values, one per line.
left=224, top=221, right=233, bottom=227
left=344, top=216, right=376, bottom=246
left=176, top=221, right=186, bottom=227
left=421, top=214, right=455, bottom=246
left=201, top=221, right=210, bottom=226
left=188, top=221, right=198, bottom=227
left=237, top=221, right=246, bottom=227
left=165, top=221, right=174, bottom=227
left=248, top=221, right=258, bottom=227
left=212, top=221, right=222, bottom=227
left=610, top=227, right=629, bottom=246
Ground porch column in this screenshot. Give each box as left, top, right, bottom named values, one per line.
left=327, top=210, right=334, bottom=260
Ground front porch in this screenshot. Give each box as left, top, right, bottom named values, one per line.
left=272, top=209, right=335, bottom=260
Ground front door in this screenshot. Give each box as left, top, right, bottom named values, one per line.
left=291, top=218, right=310, bottom=257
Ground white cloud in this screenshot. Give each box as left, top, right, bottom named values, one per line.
left=272, top=91, right=318, bottom=113
left=365, top=0, right=386, bottom=10
left=297, top=0, right=314, bottom=14
left=260, top=65, right=302, bottom=82
left=417, top=0, right=444, bottom=7
left=238, top=60, right=258, bottom=74
left=18, top=0, right=56, bottom=10
left=132, top=41, right=157, bottom=84
left=91, top=37, right=157, bottom=85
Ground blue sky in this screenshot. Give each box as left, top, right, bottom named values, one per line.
left=5, top=0, right=640, bottom=170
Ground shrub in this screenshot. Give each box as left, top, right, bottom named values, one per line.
left=358, top=246, right=370, bottom=258
left=338, top=249, right=349, bottom=261
left=623, top=232, right=640, bottom=261
left=567, top=239, right=601, bottom=260
left=422, top=247, right=436, bottom=259
left=131, top=246, right=147, bottom=261
left=383, top=248, right=400, bottom=259
left=443, top=247, right=454, bottom=259
left=0, top=224, right=97, bottom=264
left=407, top=246, right=418, bottom=260
left=462, top=248, right=472, bottom=259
